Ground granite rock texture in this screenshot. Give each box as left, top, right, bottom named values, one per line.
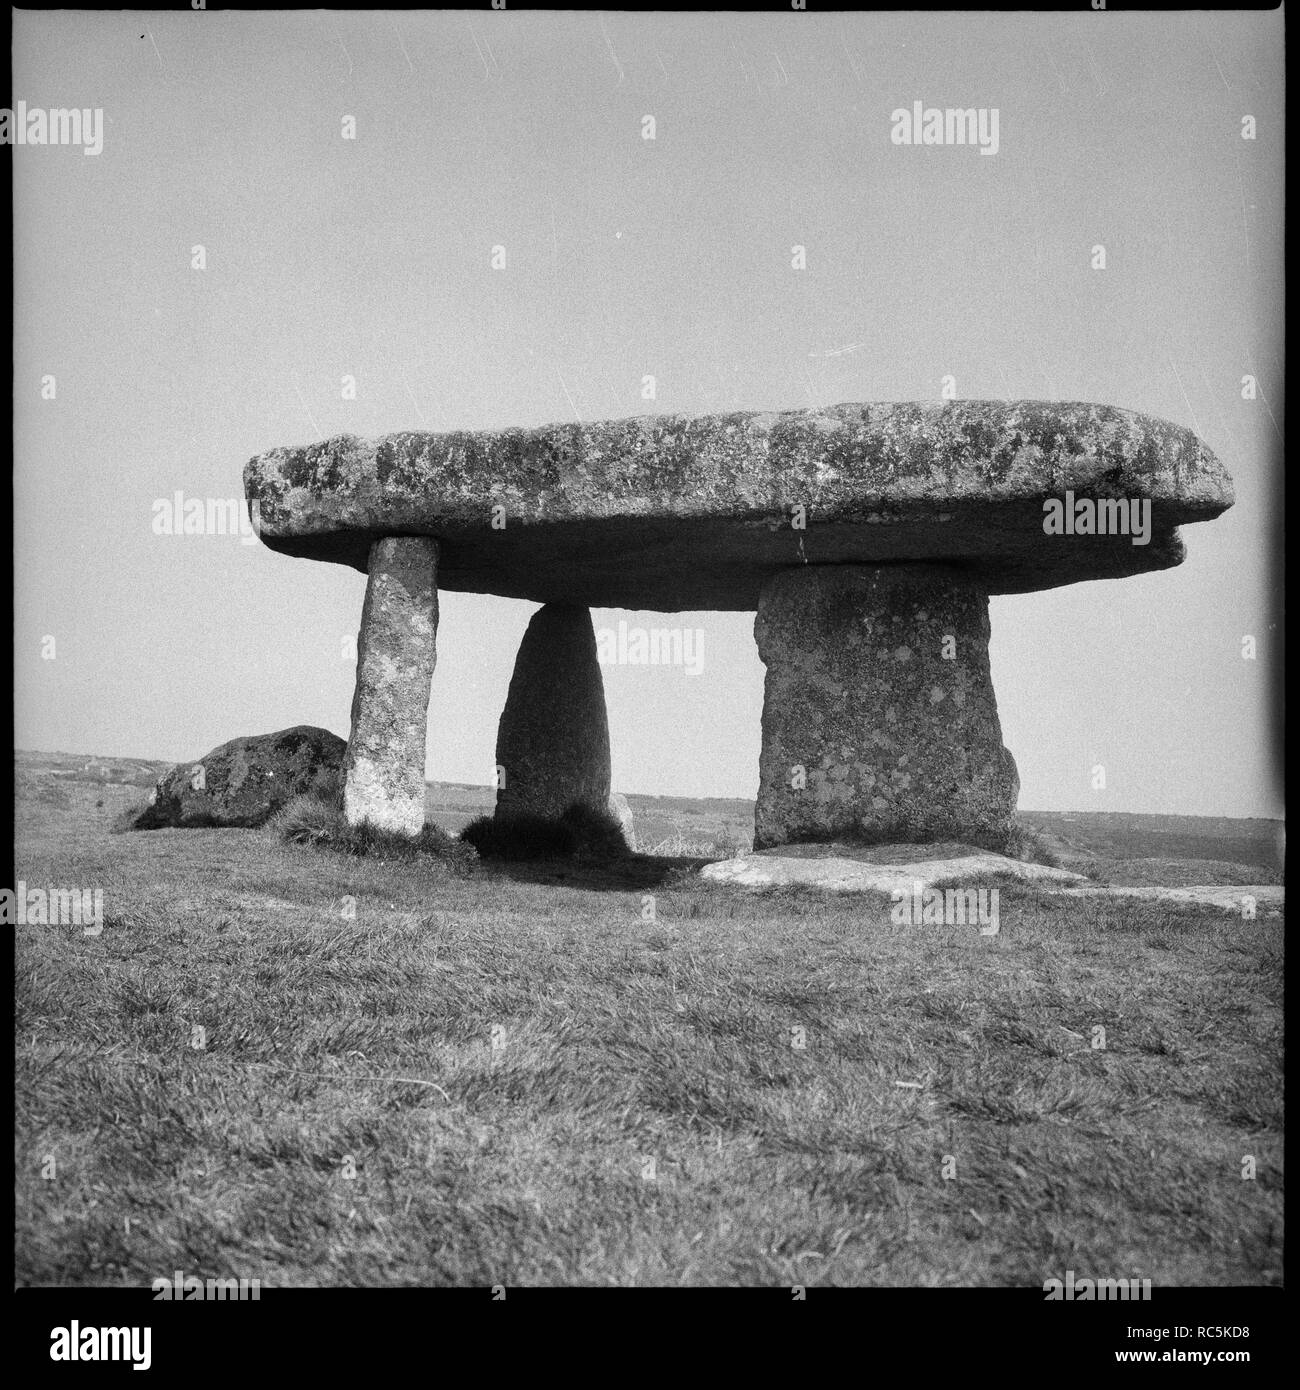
left=343, top=537, right=440, bottom=835
left=495, top=604, right=612, bottom=821
left=137, top=725, right=345, bottom=829
left=754, top=565, right=1019, bottom=850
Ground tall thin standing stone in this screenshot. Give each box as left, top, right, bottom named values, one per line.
left=343, top=536, right=440, bottom=835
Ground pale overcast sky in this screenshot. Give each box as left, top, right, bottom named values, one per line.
left=13, top=9, right=1283, bottom=817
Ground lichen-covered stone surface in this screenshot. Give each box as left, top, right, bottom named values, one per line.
left=245, top=401, right=1233, bottom=610
left=495, top=604, right=612, bottom=821
left=754, top=565, right=1019, bottom=850
left=343, top=537, right=439, bottom=835
left=136, top=725, right=345, bottom=829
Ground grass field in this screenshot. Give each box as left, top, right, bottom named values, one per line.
left=14, top=752, right=1284, bottom=1286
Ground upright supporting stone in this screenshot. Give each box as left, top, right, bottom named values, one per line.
left=754, top=565, right=1019, bottom=850
left=495, top=604, right=611, bottom=821
left=343, top=536, right=440, bottom=835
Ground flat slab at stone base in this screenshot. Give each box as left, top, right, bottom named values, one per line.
left=701, top=851, right=1086, bottom=895
left=343, top=536, right=439, bottom=835
left=754, top=565, right=1019, bottom=850
left=701, top=854, right=1281, bottom=917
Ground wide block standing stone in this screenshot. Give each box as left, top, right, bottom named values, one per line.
left=754, top=565, right=1019, bottom=850
left=495, top=604, right=611, bottom=821
left=343, top=536, right=440, bottom=834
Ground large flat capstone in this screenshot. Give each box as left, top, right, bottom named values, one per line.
left=245, top=401, right=1233, bottom=611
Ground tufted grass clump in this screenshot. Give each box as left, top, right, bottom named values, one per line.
left=271, top=792, right=478, bottom=871
left=998, top=823, right=1061, bottom=867
left=460, top=802, right=632, bottom=862
left=273, top=792, right=340, bottom=846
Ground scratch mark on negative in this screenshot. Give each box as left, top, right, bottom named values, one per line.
left=331, top=20, right=354, bottom=80
left=292, top=376, right=322, bottom=441
left=1167, top=354, right=1204, bottom=442
left=401, top=371, right=428, bottom=429
left=555, top=368, right=583, bottom=424
left=466, top=20, right=492, bottom=79
left=599, top=17, right=626, bottom=85
left=808, top=343, right=865, bottom=359
left=390, top=17, right=414, bottom=72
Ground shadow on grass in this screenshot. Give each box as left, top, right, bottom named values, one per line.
left=476, top=851, right=715, bottom=891
left=458, top=802, right=725, bottom=889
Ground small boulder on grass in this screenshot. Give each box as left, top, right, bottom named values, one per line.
left=124, top=726, right=346, bottom=830
left=460, top=802, right=633, bottom=862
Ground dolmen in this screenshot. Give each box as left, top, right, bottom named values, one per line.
left=244, top=401, right=1233, bottom=849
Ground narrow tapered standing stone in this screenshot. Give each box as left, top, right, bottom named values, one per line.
left=754, top=565, right=1019, bottom=850
left=343, top=536, right=440, bottom=835
left=495, top=604, right=611, bottom=821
